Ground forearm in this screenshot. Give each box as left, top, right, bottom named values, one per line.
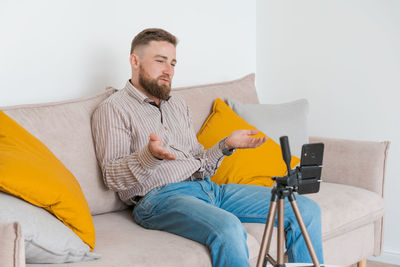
left=194, top=139, right=226, bottom=178
left=102, top=145, right=162, bottom=191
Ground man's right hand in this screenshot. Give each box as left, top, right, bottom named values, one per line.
left=148, top=133, right=176, bottom=160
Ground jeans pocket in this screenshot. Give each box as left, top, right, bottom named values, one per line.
left=133, top=199, right=154, bottom=227
left=133, top=185, right=168, bottom=223
left=141, top=185, right=169, bottom=204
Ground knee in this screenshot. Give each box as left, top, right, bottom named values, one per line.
left=296, top=196, right=321, bottom=225
left=214, top=214, right=247, bottom=242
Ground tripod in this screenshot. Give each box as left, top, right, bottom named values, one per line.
left=256, top=136, right=322, bottom=267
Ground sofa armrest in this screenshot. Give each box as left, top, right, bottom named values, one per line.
left=0, top=220, right=25, bottom=267
left=309, top=136, right=390, bottom=196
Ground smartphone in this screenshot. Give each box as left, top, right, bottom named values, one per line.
left=300, top=143, right=324, bottom=167
left=297, top=143, right=324, bottom=194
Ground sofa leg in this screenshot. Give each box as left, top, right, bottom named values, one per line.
left=357, top=259, right=367, bottom=267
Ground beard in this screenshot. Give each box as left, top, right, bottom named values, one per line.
left=138, top=66, right=171, bottom=101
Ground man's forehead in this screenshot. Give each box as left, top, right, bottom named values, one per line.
left=136, top=41, right=176, bottom=57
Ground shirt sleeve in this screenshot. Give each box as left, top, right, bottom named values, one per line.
left=184, top=102, right=226, bottom=178
left=91, top=102, right=162, bottom=192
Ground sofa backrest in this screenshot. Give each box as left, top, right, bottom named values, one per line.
left=1, top=73, right=259, bottom=215
left=172, top=74, right=259, bottom=133
left=1, top=89, right=127, bottom=215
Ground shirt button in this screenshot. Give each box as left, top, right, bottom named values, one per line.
left=164, top=127, right=168, bottom=131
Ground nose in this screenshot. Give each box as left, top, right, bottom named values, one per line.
left=163, top=64, right=174, bottom=78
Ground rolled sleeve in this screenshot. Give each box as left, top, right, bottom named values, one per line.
left=138, top=145, right=163, bottom=170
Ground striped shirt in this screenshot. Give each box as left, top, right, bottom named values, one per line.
left=91, top=81, right=225, bottom=204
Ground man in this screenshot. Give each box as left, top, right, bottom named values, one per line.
left=91, top=28, right=323, bottom=267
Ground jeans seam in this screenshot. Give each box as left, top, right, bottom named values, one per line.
left=287, top=223, right=297, bottom=262
left=198, top=180, right=215, bottom=204
left=236, top=214, right=265, bottom=219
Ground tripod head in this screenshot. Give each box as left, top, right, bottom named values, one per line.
left=273, top=136, right=324, bottom=195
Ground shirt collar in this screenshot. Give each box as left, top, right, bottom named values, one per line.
left=124, top=80, right=171, bottom=105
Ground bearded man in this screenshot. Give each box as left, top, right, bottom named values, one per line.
left=91, top=28, right=324, bottom=267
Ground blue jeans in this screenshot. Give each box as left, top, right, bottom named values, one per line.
left=133, top=177, right=324, bottom=267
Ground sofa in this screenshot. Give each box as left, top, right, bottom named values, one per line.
left=0, top=74, right=389, bottom=266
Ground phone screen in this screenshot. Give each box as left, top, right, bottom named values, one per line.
left=300, top=143, right=324, bottom=166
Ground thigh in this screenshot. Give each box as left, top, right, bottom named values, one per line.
left=218, top=183, right=318, bottom=224
left=218, top=183, right=273, bottom=223
left=133, top=191, right=244, bottom=244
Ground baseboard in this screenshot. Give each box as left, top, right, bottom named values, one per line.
left=368, top=249, right=400, bottom=265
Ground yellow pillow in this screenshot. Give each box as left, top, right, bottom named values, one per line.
left=197, top=98, right=300, bottom=187
left=0, top=111, right=95, bottom=250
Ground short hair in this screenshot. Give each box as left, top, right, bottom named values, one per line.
left=130, top=28, right=178, bottom=55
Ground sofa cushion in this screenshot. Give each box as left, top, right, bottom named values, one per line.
left=0, top=192, right=99, bottom=263
left=1, top=89, right=127, bottom=215
left=26, top=209, right=260, bottom=267
left=307, top=182, right=384, bottom=240
left=25, top=183, right=384, bottom=267
left=172, top=73, right=259, bottom=134
left=244, top=182, right=384, bottom=244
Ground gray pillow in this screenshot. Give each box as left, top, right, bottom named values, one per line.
left=226, top=98, right=309, bottom=157
left=0, top=192, right=100, bottom=263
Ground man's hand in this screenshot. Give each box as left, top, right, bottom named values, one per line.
left=224, top=130, right=267, bottom=150
left=148, top=133, right=176, bottom=160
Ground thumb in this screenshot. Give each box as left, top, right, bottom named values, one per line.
left=246, top=129, right=259, bottom=136
left=149, top=133, right=161, bottom=142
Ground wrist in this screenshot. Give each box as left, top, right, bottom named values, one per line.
left=224, top=137, right=235, bottom=150
left=220, top=137, right=236, bottom=156
left=139, top=145, right=163, bottom=169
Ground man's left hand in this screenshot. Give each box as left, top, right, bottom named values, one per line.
left=224, top=130, right=268, bottom=150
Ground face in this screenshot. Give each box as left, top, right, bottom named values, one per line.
left=132, top=41, right=177, bottom=101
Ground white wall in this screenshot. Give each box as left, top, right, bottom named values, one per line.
left=257, top=0, right=400, bottom=264
left=3, top=0, right=398, bottom=264
left=0, top=0, right=256, bottom=106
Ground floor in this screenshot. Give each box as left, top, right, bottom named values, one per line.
left=364, top=261, right=399, bottom=267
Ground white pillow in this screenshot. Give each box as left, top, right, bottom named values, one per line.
left=0, top=192, right=100, bottom=264
left=226, top=98, right=309, bottom=157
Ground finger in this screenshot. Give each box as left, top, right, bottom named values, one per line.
left=259, top=136, right=268, bottom=144
left=250, top=137, right=267, bottom=147
left=254, top=136, right=267, bottom=144
left=243, top=137, right=257, bottom=148
left=256, top=136, right=266, bottom=144
left=149, top=133, right=161, bottom=141
left=254, top=139, right=263, bottom=147
left=157, top=152, right=176, bottom=160
left=246, top=129, right=259, bottom=136
left=164, top=153, right=176, bottom=160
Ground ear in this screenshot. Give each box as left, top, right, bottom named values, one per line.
left=130, top=54, right=140, bottom=69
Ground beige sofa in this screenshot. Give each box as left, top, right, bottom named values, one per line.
left=0, top=74, right=389, bottom=266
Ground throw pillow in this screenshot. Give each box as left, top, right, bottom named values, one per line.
left=226, top=98, right=309, bottom=157
left=0, top=110, right=95, bottom=250
left=197, top=98, right=300, bottom=187
left=0, top=192, right=100, bottom=263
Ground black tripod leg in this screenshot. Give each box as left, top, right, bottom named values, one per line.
left=256, top=193, right=278, bottom=267
left=288, top=194, right=320, bottom=267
